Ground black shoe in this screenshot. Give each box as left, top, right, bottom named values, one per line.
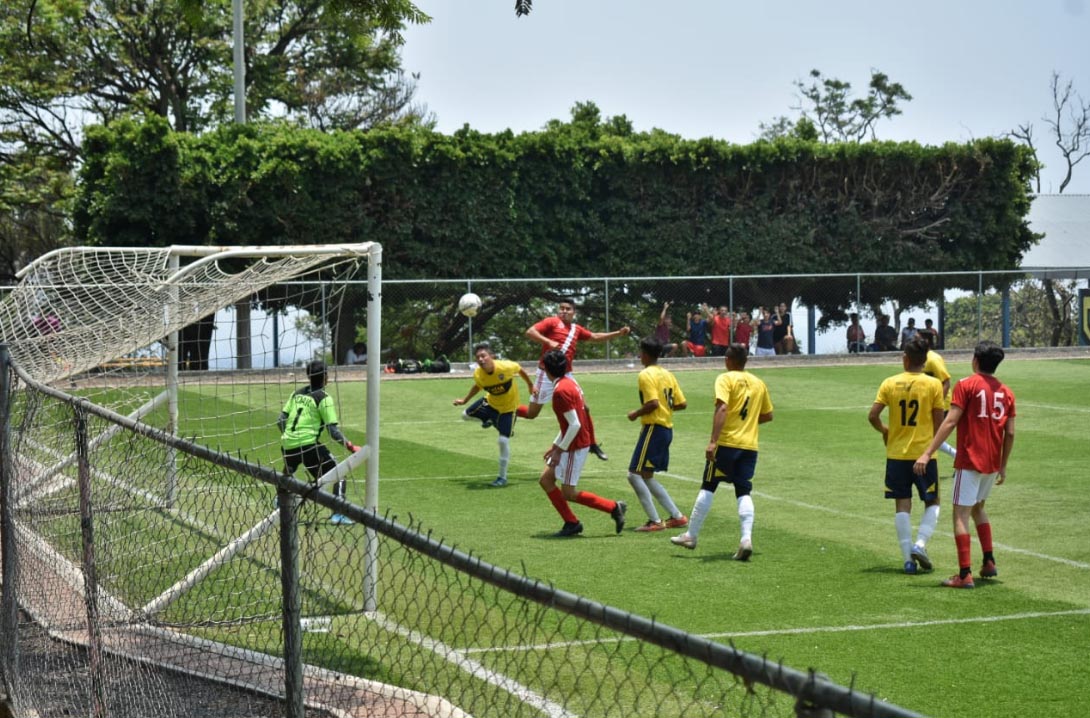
left=480, top=418, right=494, bottom=430
left=590, top=444, right=609, bottom=461
left=610, top=501, right=627, bottom=534
left=554, top=521, right=584, bottom=537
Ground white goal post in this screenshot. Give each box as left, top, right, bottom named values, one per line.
left=1, top=242, right=384, bottom=610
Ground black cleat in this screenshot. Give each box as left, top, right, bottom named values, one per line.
left=611, top=501, right=627, bottom=534
left=590, top=443, right=609, bottom=461
left=555, top=521, right=584, bottom=537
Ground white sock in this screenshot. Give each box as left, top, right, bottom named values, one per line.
left=737, top=494, right=754, bottom=544
left=916, top=504, right=940, bottom=548
left=939, top=442, right=957, bottom=458
left=627, top=473, right=659, bottom=522
left=895, top=512, right=913, bottom=562
left=646, top=478, right=682, bottom=519
left=687, top=489, right=715, bottom=539
left=497, top=435, right=510, bottom=479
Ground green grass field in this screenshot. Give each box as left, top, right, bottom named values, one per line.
left=330, top=356, right=1089, bottom=717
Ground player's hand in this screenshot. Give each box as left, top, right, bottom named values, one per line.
left=453, top=398, right=466, bottom=406
left=912, top=455, right=930, bottom=475
left=997, top=469, right=1006, bottom=485
left=346, top=442, right=361, bottom=453
left=627, top=410, right=639, bottom=422
left=705, top=441, right=717, bottom=462
left=544, top=446, right=560, bottom=467
left=619, top=326, right=631, bottom=336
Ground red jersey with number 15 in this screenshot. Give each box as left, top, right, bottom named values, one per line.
left=552, top=376, right=593, bottom=450
left=533, top=316, right=594, bottom=371
left=951, top=373, right=1016, bottom=474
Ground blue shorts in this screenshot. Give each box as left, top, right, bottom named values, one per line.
left=701, top=446, right=758, bottom=498
left=465, top=398, right=515, bottom=437
left=884, top=459, right=938, bottom=501
left=628, top=424, right=672, bottom=474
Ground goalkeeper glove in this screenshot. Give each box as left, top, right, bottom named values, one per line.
left=346, top=442, right=361, bottom=453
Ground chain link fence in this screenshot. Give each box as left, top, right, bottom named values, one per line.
left=0, top=346, right=924, bottom=718
left=314, top=270, right=1088, bottom=371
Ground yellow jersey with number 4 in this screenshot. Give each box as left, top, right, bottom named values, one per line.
left=713, top=370, right=772, bottom=451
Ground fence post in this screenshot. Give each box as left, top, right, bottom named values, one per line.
left=0, top=344, right=18, bottom=704
left=74, top=404, right=108, bottom=718
left=807, top=305, right=816, bottom=355
left=278, top=489, right=305, bottom=718
left=1002, top=287, right=1012, bottom=348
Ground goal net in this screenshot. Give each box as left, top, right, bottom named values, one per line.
left=0, top=243, right=386, bottom=716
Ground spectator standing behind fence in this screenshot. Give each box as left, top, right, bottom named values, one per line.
left=913, top=341, right=1015, bottom=589
left=654, top=302, right=679, bottom=357
left=924, top=318, right=941, bottom=349
left=537, top=349, right=628, bottom=537
left=847, top=314, right=867, bottom=353
left=754, top=308, right=776, bottom=357
left=670, top=343, right=773, bottom=560
left=873, top=315, right=899, bottom=352
left=772, top=303, right=794, bottom=355
left=344, top=342, right=367, bottom=365
left=703, top=303, right=732, bottom=356
left=733, top=311, right=754, bottom=350
left=626, top=337, right=690, bottom=532
left=867, top=337, right=944, bottom=575
left=900, top=317, right=918, bottom=349
left=278, top=360, right=361, bottom=526
left=684, top=308, right=709, bottom=357
left=520, top=298, right=630, bottom=461
left=453, top=342, right=535, bottom=488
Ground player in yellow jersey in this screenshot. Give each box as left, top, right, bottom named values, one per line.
left=920, top=328, right=957, bottom=458
left=625, top=337, right=690, bottom=532
left=868, top=336, right=945, bottom=574
left=453, top=342, right=534, bottom=487
left=671, top=343, right=773, bottom=560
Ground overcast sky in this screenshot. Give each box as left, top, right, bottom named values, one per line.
left=401, top=0, right=1090, bottom=194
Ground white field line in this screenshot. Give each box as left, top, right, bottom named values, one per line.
left=367, top=611, right=578, bottom=718
left=462, top=608, right=1090, bottom=656
left=659, top=472, right=1090, bottom=570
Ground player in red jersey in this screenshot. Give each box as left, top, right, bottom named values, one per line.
left=914, top=341, right=1016, bottom=588
left=538, top=350, right=628, bottom=537
left=520, top=298, right=631, bottom=460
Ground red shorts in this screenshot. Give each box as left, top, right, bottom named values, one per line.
left=684, top=341, right=706, bottom=357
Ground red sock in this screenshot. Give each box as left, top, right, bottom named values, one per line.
left=547, top=488, right=578, bottom=523
left=976, top=522, right=993, bottom=553
left=516, top=405, right=529, bottom=418
left=574, top=491, right=614, bottom=514
left=955, top=533, right=972, bottom=571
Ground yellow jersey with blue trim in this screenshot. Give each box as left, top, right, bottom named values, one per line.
left=922, top=350, right=952, bottom=410
left=713, top=370, right=773, bottom=451
left=637, top=364, right=686, bottom=428
left=874, top=371, right=944, bottom=459
left=474, top=359, right=523, bottom=414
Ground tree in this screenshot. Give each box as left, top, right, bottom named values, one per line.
left=0, top=0, right=429, bottom=280
left=1008, top=72, right=1089, bottom=195
left=760, top=69, right=911, bottom=143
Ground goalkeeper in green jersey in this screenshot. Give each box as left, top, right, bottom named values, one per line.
left=278, top=360, right=360, bottom=525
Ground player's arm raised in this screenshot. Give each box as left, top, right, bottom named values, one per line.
left=525, top=325, right=557, bottom=350
left=587, top=326, right=631, bottom=342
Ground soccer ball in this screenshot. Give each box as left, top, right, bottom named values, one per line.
left=458, top=292, right=482, bottom=317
